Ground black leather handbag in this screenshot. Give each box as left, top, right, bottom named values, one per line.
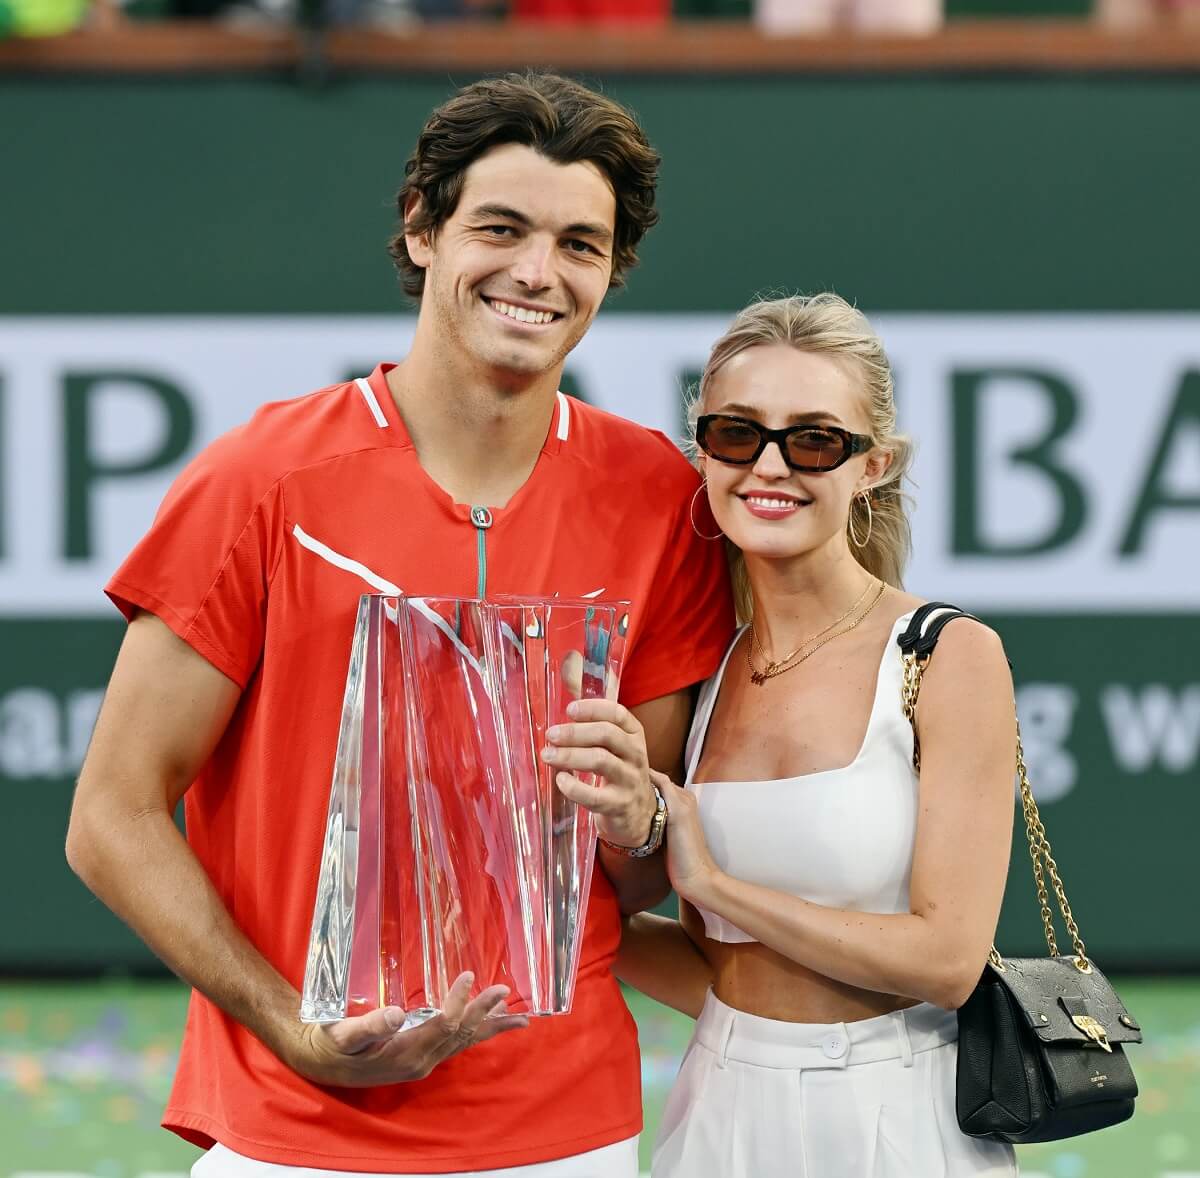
left=898, top=603, right=1142, bottom=1145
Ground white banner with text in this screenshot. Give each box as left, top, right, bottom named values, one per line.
left=1, top=313, right=1196, bottom=614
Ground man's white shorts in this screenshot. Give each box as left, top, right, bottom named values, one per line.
left=192, top=1137, right=639, bottom=1178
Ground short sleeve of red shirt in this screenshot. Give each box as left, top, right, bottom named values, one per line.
left=616, top=434, right=734, bottom=708
left=106, top=426, right=283, bottom=690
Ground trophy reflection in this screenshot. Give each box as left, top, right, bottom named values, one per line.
left=301, top=594, right=629, bottom=1026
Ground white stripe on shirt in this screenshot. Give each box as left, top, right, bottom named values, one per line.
left=289, top=524, right=483, bottom=676
left=355, top=377, right=389, bottom=429
left=556, top=390, right=571, bottom=441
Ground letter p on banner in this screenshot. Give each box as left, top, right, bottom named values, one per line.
left=62, top=371, right=194, bottom=560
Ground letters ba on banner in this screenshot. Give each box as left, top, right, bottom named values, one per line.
left=301, top=595, right=629, bottom=1026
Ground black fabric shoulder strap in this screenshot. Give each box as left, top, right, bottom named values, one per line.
left=897, top=601, right=980, bottom=659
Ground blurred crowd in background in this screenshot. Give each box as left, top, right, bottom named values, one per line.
left=3, top=0, right=1200, bottom=40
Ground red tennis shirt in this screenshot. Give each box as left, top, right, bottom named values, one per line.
left=106, top=363, right=734, bottom=1173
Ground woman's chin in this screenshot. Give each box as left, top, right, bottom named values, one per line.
left=727, top=533, right=814, bottom=562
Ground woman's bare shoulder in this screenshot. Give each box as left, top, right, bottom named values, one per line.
left=904, top=599, right=1010, bottom=691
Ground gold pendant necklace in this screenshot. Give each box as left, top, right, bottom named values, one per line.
left=749, top=577, right=878, bottom=677
left=748, top=579, right=886, bottom=686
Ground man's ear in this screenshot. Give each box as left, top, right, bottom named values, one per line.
left=404, top=193, right=433, bottom=271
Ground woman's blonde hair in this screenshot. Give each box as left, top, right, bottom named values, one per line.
left=688, top=292, right=914, bottom=622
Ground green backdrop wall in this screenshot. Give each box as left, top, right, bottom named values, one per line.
left=4, top=75, right=1199, bottom=314
left=1, top=71, right=1197, bottom=973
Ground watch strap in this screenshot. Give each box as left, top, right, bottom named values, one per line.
left=599, top=784, right=667, bottom=858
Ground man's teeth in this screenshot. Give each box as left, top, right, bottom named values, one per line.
left=747, top=496, right=800, bottom=508
left=489, top=299, right=556, bottom=325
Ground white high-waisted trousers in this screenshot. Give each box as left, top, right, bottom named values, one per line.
left=653, top=991, right=1017, bottom=1178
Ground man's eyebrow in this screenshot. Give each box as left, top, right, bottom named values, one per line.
left=563, top=222, right=614, bottom=245
left=465, top=204, right=613, bottom=245
left=466, top=203, right=534, bottom=226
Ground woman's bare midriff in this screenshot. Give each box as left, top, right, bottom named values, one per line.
left=681, top=900, right=919, bottom=1024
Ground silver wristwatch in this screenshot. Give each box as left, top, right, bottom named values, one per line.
left=599, top=784, right=668, bottom=858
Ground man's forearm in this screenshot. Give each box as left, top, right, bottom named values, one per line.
left=67, top=795, right=531, bottom=1086
left=598, top=847, right=671, bottom=914
left=615, top=912, right=712, bottom=1018
left=67, top=800, right=301, bottom=1064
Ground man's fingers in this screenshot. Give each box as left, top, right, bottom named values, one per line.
left=554, top=770, right=609, bottom=811
left=437, top=971, right=476, bottom=1025
left=473, top=1012, right=531, bottom=1041
left=564, top=698, right=640, bottom=734
left=436, top=979, right=508, bottom=1038
left=541, top=744, right=624, bottom=782
left=454, top=983, right=513, bottom=1038
left=545, top=720, right=639, bottom=762
left=464, top=983, right=513, bottom=1017
left=430, top=985, right=515, bottom=1060
left=320, top=1005, right=405, bottom=1055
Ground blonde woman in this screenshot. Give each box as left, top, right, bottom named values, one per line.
left=544, top=294, right=1018, bottom=1176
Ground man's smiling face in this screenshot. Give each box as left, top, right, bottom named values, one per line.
left=408, top=143, right=618, bottom=385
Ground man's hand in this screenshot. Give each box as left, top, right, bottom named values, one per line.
left=282, top=973, right=529, bottom=1088
left=542, top=698, right=657, bottom=849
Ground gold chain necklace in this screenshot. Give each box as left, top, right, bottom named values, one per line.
left=750, top=577, right=877, bottom=672
left=747, top=579, right=886, bottom=686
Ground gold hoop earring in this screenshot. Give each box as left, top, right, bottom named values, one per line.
left=848, top=490, right=873, bottom=549
left=690, top=483, right=723, bottom=541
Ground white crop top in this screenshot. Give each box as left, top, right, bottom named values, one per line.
left=684, top=610, right=920, bottom=943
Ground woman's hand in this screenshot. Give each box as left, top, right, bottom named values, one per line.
left=543, top=698, right=657, bottom=850
left=651, top=770, right=721, bottom=904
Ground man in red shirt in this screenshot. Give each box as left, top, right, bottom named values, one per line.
left=67, top=72, right=732, bottom=1176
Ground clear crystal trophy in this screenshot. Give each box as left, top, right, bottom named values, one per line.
left=300, top=595, right=629, bottom=1025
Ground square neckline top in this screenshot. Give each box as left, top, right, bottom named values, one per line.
left=686, top=609, right=919, bottom=789
left=682, top=608, right=922, bottom=943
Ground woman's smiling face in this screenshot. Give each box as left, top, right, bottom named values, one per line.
left=701, top=343, right=889, bottom=563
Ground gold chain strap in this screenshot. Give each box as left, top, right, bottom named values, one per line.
left=1015, top=723, right=1089, bottom=967
left=902, top=649, right=1091, bottom=973
left=901, top=652, right=923, bottom=763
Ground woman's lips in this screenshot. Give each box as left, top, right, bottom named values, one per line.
left=739, top=493, right=811, bottom=520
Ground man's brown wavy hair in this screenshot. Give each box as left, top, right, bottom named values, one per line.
left=388, top=72, right=660, bottom=299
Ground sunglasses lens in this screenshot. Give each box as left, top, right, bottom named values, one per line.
left=786, top=427, right=847, bottom=471
left=704, top=419, right=763, bottom=462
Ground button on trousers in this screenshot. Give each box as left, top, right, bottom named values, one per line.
left=652, top=991, right=1017, bottom=1178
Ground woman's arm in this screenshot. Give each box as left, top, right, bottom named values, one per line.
left=615, top=911, right=714, bottom=1019
left=665, top=620, right=1016, bottom=1011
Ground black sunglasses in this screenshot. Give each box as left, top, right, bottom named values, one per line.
left=696, top=414, right=873, bottom=473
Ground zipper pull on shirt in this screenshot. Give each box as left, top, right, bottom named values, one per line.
left=469, top=506, right=493, bottom=600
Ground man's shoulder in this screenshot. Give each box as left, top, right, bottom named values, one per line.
left=183, top=379, right=388, bottom=501
left=565, top=397, right=700, bottom=495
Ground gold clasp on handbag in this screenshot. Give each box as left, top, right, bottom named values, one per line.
left=1071, top=1014, right=1113, bottom=1053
